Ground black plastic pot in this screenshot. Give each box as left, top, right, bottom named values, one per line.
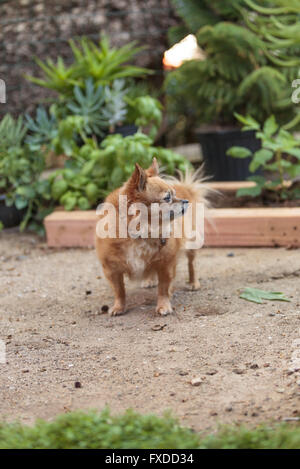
left=114, top=124, right=138, bottom=137
left=0, top=195, right=25, bottom=228
left=197, top=128, right=261, bottom=181
left=76, top=124, right=138, bottom=147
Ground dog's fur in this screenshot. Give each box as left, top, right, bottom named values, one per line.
left=95, top=159, right=208, bottom=316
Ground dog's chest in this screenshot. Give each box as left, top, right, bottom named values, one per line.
left=125, top=241, right=159, bottom=278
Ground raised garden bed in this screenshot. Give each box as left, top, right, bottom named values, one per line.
left=44, top=181, right=300, bottom=248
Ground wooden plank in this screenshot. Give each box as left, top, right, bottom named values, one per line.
left=206, top=180, right=292, bottom=192
left=206, top=181, right=256, bottom=192
left=205, top=208, right=300, bottom=247
left=44, top=211, right=97, bottom=248
left=44, top=207, right=300, bottom=248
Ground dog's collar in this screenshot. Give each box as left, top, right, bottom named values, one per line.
left=132, top=236, right=167, bottom=247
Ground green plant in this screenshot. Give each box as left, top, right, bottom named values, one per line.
left=126, top=95, right=163, bottom=139
left=102, top=79, right=129, bottom=131
left=26, top=36, right=151, bottom=96
left=25, top=106, right=58, bottom=151
left=1, top=408, right=300, bottom=449
left=165, top=0, right=300, bottom=128
left=26, top=83, right=162, bottom=152
left=65, top=78, right=109, bottom=137
left=49, top=132, right=190, bottom=211
left=227, top=114, right=300, bottom=199
left=0, top=114, right=27, bottom=148
left=0, top=114, right=52, bottom=233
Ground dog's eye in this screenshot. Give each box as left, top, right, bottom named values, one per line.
left=164, top=193, right=171, bottom=202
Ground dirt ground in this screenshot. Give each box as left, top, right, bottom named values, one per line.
left=1, top=230, right=300, bottom=433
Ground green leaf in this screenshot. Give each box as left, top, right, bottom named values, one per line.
left=63, top=195, right=77, bottom=211
left=85, top=183, right=99, bottom=203
left=236, top=185, right=262, bottom=198
left=78, top=197, right=91, bottom=210
left=263, top=115, right=278, bottom=137
left=15, top=197, right=28, bottom=210
left=51, top=179, right=68, bottom=201
left=227, top=146, right=252, bottom=158
left=16, top=186, right=36, bottom=199
left=240, top=287, right=291, bottom=304
left=234, top=113, right=260, bottom=131
left=288, top=148, right=300, bottom=160
left=249, top=149, right=273, bottom=172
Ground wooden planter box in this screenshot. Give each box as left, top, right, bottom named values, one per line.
left=44, top=182, right=300, bottom=248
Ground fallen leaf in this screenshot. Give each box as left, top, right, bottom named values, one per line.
left=239, top=287, right=291, bottom=304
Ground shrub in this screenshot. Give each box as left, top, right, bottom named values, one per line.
left=0, top=114, right=52, bottom=233
left=26, top=36, right=151, bottom=96
left=49, top=132, right=190, bottom=211
left=227, top=114, right=300, bottom=200
left=165, top=0, right=300, bottom=128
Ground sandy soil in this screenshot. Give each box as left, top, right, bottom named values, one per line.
left=1, top=230, right=300, bottom=433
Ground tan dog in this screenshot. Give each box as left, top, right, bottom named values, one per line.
left=95, top=159, right=208, bottom=316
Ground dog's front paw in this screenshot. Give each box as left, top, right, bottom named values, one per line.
left=109, top=303, right=125, bottom=316
left=156, top=299, right=173, bottom=316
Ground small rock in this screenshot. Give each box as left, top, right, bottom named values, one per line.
left=101, top=305, right=109, bottom=313
left=85, top=290, right=92, bottom=295
left=16, top=255, right=28, bottom=261
left=250, top=364, right=259, bottom=369
left=190, top=377, right=204, bottom=386
left=178, top=370, right=189, bottom=376
left=225, top=406, right=233, bottom=412
left=152, top=324, right=167, bottom=331
left=233, top=368, right=246, bottom=375
left=74, top=381, right=82, bottom=389
left=227, top=252, right=235, bottom=257
left=206, top=369, right=218, bottom=376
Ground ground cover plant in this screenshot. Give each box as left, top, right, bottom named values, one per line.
left=0, top=409, right=300, bottom=449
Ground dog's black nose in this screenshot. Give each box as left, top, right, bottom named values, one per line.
left=181, top=199, right=189, bottom=214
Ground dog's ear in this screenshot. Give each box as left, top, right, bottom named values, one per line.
left=128, top=163, right=147, bottom=192
left=146, top=157, right=159, bottom=177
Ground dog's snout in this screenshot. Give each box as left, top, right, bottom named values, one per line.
left=181, top=199, right=189, bottom=214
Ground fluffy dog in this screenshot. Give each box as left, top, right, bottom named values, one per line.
left=95, top=158, right=208, bottom=316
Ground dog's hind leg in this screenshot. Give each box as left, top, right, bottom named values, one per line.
left=186, top=249, right=200, bottom=290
